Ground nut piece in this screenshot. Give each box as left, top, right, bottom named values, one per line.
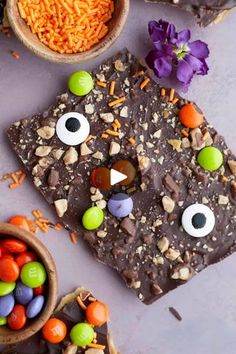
left=228, top=160, right=236, bottom=176
left=120, top=106, right=128, bottom=118
left=171, top=264, right=193, bottom=281
left=157, top=237, right=169, bottom=254
left=218, top=195, right=229, bottom=205
left=100, top=112, right=114, bottom=123
left=92, top=151, right=104, bottom=160
left=109, top=141, right=121, bottom=156
left=63, top=147, right=78, bottom=165
left=37, top=126, right=55, bottom=139
left=85, top=349, right=104, bottom=354
left=167, top=139, right=182, bottom=152
left=114, top=59, right=126, bottom=72
left=97, top=230, right=107, bottom=238
left=35, top=146, right=52, bottom=157
left=150, top=283, right=163, bottom=295
left=80, top=143, right=93, bottom=156
left=32, top=164, right=44, bottom=177
left=85, top=104, right=94, bottom=114
left=190, top=128, right=205, bottom=151
left=165, top=248, right=180, bottom=261
left=65, top=344, right=78, bottom=354
left=137, top=156, right=151, bottom=171
left=162, top=196, right=175, bottom=213
left=52, top=148, right=64, bottom=160
left=54, top=199, right=68, bottom=217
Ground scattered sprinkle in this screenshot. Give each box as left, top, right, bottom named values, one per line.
left=160, top=88, right=166, bottom=97
left=108, top=96, right=126, bottom=107
left=70, top=231, right=78, bottom=244
left=169, top=307, right=182, bottom=321
left=11, top=51, right=20, bottom=60
left=140, top=77, right=150, bottom=90
left=96, top=81, right=107, bottom=88
left=109, top=80, right=116, bottom=95
left=169, top=88, right=175, bottom=102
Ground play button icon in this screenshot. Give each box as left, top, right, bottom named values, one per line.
left=110, top=169, right=127, bottom=186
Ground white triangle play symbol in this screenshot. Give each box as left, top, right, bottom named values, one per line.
left=110, top=169, right=127, bottom=186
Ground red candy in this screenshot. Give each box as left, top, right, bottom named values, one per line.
left=15, top=251, right=37, bottom=269
left=0, top=258, right=20, bottom=282
left=1, top=239, right=27, bottom=253
left=8, top=305, right=27, bottom=330
left=91, top=167, right=111, bottom=190
left=34, top=285, right=45, bottom=296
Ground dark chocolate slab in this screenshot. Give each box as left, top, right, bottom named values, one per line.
left=145, top=0, right=236, bottom=26
left=8, top=49, right=236, bottom=305
left=3, top=288, right=116, bottom=354
left=0, top=1, right=6, bottom=25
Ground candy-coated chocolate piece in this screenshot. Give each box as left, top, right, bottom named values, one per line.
left=112, top=160, right=136, bottom=186
left=1, top=239, right=27, bottom=253
left=0, top=294, right=15, bottom=317
left=68, top=71, right=94, bottom=96
left=33, top=284, right=45, bottom=296
left=8, top=215, right=30, bottom=232
left=86, top=301, right=109, bottom=327
left=70, top=322, right=95, bottom=347
left=0, top=281, right=16, bottom=296
left=42, top=318, right=67, bottom=344
left=182, top=204, right=215, bottom=238
left=0, top=258, right=20, bottom=282
left=56, top=112, right=90, bottom=146
left=197, top=146, right=223, bottom=171
left=0, top=254, right=14, bottom=261
left=179, top=103, right=204, bottom=129
left=26, top=295, right=45, bottom=318
left=15, top=251, right=37, bottom=269
left=91, top=167, right=111, bottom=190
left=21, top=261, right=47, bottom=288
left=0, top=317, right=7, bottom=326
left=14, top=282, right=34, bottom=305
left=8, top=304, right=26, bottom=330
left=108, top=193, right=133, bottom=218
left=82, top=207, right=104, bottom=230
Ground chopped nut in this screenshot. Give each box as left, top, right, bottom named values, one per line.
left=97, top=231, right=107, bottom=238
left=52, top=148, right=64, bottom=160
left=32, top=164, right=44, bottom=177
left=85, top=104, right=94, bottom=114
left=38, top=157, right=53, bottom=168
left=182, top=137, right=191, bottom=149
left=120, top=106, right=128, bottom=118
left=80, top=143, right=93, bottom=156
left=153, top=219, right=162, bottom=228
left=153, top=256, right=164, bottom=265
left=92, top=151, right=104, bottom=160
left=114, top=59, right=126, bottom=71
left=157, top=237, right=169, bottom=253
left=218, top=195, right=229, bottom=205
left=190, top=128, right=205, bottom=151
left=165, top=248, right=180, bottom=261
left=171, top=264, right=193, bottom=281
left=35, top=146, right=52, bottom=157
left=132, top=281, right=141, bottom=289
left=37, top=126, right=55, bottom=139
left=100, top=112, right=114, bottom=123
left=63, top=147, right=78, bottom=165
left=96, top=199, right=107, bottom=209
left=203, top=131, right=213, bottom=146
left=167, top=139, right=182, bottom=152
left=54, top=199, right=68, bottom=218
left=109, top=141, right=121, bottom=156
left=162, top=196, right=175, bottom=213
left=85, top=349, right=104, bottom=354
left=65, top=344, right=78, bottom=354
left=228, top=160, right=236, bottom=176
left=150, top=283, right=163, bottom=295
left=153, top=129, right=162, bottom=139
left=138, top=156, right=151, bottom=171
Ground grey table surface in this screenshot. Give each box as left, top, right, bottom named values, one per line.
left=0, top=1, right=236, bottom=353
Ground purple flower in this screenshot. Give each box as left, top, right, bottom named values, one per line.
left=146, top=20, right=209, bottom=88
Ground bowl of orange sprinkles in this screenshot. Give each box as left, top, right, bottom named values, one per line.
left=7, top=0, right=129, bottom=63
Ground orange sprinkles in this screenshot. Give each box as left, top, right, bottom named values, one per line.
left=17, top=0, right=114, bottom=54
left=1, top=170, right=26, bottom=189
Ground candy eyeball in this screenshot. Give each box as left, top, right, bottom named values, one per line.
left=56, top=112, right=90, bottom=146
left=181, top=204, right=215, bottom=238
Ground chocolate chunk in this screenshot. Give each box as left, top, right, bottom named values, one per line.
left=192, top=168, right=209, bottom=185
left=120, top=218, right=137, bottom=237
left=122, top=269, right=139, bottom=286
left=48, top=168, right=59, bottom=187
left=142, top=233, right=154, bottom=245
left=169, top=307, right=182, bottom=322
left=163, top=174, right=180, bottom=198
left=150, top=283, right=163, bottom=296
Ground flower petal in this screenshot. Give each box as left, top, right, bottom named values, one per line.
left=148, top=21, right=166, bottom=43
left=146, top=50, right=172, bottom=78
left=189, top=40, right=209, bottom=59
left=176, top=59, right=194, bottom=84
left=177, top=29, right=191, bottom=43
left=184, top=54, right=209, bottom=76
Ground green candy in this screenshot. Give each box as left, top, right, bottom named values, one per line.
left=70, top=323, right=95, bottom=347
left=197, top=146, right=223, bottom=172
left=0, top=317, right=7, bottom=326
left=0, top=282, right=16, bottom=296
left=82, top=207, right=104, bottom=230
left=21, top=261, right=47, bottom=288
left=68, top=71, right=94, bottom=96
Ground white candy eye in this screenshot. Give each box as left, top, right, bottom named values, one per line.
left=56, top=112, right=90, bottom=146
left=181, top=204, right=215, bottom=238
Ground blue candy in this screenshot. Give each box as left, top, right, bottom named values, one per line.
left=108, top=193, right=133, bottom=218
left=26, top=295, right=45, bottom=319
left=14, top=282, right=33, bottom=305
left=0, top=293, right=15, bottom=317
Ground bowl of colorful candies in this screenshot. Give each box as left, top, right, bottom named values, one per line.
left=0, top=223, right=58, bottom=344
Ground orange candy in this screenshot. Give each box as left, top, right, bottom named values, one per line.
left=8, top=305, right=27, bottom=330
left=86, top=301, right=109, bottom=327
left=179, top=104, right=204, bottom=129
left=15, top=251, right=37, bottom=269
left=1, top=239, right=27, bottom=253
left=0, top=258, right=20, bottom=282
left=42, top=318, right=67, bottom=344
left=8, top=215, right=30, bottom=232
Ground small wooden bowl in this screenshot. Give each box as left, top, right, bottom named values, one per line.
left=0, top=223, right=58, bottom=345
left=7, top=0, right=130, bottom=64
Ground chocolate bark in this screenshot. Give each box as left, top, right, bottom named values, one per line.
left=0, top=1, right=6, bottom=25
left=8, top=49, right=236, bottom=304
left=145, top=0, right=236, bottom=26
left=3, top=288, right=116, bottom=354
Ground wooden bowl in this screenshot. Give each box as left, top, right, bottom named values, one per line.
left=0, top=223, right=58, bottom=345
left=7, top=0, right=130, bottom=64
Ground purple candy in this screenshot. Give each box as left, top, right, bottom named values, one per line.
left=108, top=193, right=133, bottom=218
left=0, top=293, right=15, bottom=317
left=14, top=282, right=33, bottom=305
left=26, top=295, right=45, bottom=319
